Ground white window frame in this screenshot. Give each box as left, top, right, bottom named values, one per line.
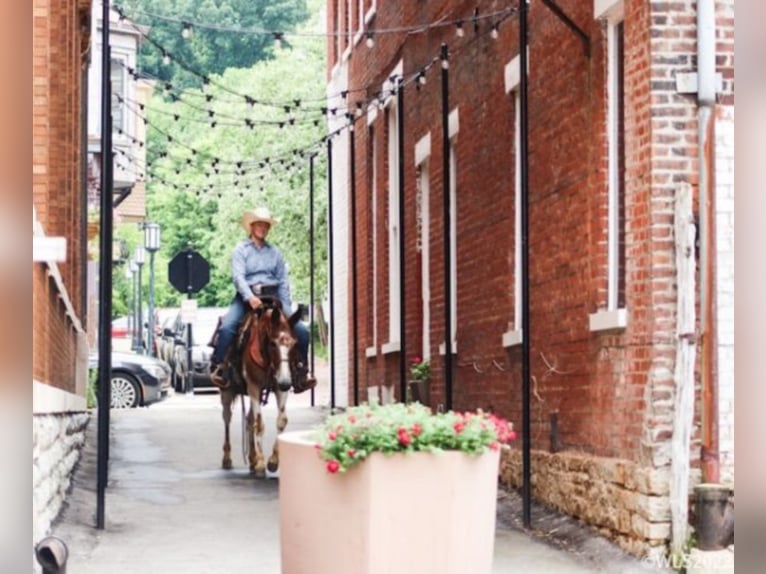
left=439, top=108, right=459, bottom=356
left=365, top=108, right=379, bottom=358
left=415, top=134, right=431, bottom=363
left=382, top=60, right=403, bottom=354
left=590, top=3, right=628, bottom=332
left=110, top=54, right=128, bottom=135
left=502, top=54, right=527, bottom=348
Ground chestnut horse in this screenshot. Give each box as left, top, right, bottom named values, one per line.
left=220, top=305, right=301, bottom=477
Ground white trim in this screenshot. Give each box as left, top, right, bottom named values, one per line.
left=353, top=29, right=363, bottom=47
left=503, top=49, right=530, bottom=94
left=370, top=125, right=379, bottom=350
left=33, top=237, right=67, bottom=263
left=438, top=341, right=458, bottom=355
left=381, top=340, right=401, bottom=354
left=33, top=380, right=87, bottom=414
left=606, top=15, right=624, bottom=312
left=364, top=3, right=376, bottom=25
left=415, top=133, right=431, bottom=167
left=594, top=0, right=624, bottom=20
left=502, top=329, right=523, bottom=348
left=32, top=207, right=85, bottom=335
left=448, top=108, right=460, bottom=139
left=418, top=160, right=431, bottom=363
left=387, top=92, right=401, bottom=343
left=365, top=346, right=377, bottom=358
left=367, top=105, right=378, bottom=126
left=589, top=308, right=628, bottom=332
left=342, top=44, right=352, bottom=63
left=382, top=60, right=403, bottom=106
left=513, top=91, right=522, bottom=331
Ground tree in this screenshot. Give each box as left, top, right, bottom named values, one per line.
left=121, top=0, right=310, bottom=89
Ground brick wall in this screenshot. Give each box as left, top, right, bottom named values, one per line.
left=332, top=0, right=735, bottom=555
left=33, top=0, right=91, bottom=393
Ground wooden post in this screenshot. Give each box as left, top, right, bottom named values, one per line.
left=670, top=182, right=697, bottom=556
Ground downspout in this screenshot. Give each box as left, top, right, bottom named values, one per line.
left=697, top=0, right=719, bottom=484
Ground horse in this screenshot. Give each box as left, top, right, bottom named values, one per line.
left=219, top=304, right=302, bottom=477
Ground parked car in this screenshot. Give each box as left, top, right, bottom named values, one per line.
left=89, top=351, right=172, bottom=409
left=154, top=307, right=179, bottom=363
left=173, top=307, right=228, bottom=392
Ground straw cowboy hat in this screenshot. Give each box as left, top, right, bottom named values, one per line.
left=241, top=207, right=278, bottom=232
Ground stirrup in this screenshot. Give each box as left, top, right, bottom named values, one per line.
left=210, top=364, right=231, bottom=390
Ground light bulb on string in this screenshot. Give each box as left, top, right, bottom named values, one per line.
left=181, top=22, right=192, bottom=39
left=273, top=32, right=284, bottom=49
left=366, top=31, right=375, bottom=48
left=490, top=24, right=499, bottom=39
left=456, top=22, right=465, bottom=37
left=162, top=51, right=171, bottom=65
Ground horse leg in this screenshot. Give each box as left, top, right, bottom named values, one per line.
left=221, top=389, right=233, bottom=470
left=248, top=391, right=266, bottom=477
left=267, top=389, right=289, bottom=473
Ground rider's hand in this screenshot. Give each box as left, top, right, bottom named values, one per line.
left=248, top=296, right=262, bottom=310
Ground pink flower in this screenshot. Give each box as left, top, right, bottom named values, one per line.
left=348, top=415, right=357, bottom=423
left=347, top=449, right=357, bottom=458
left=412, top=423, right=423, bottom=437
left=453, top=421, right=465, bottom=434
left=328, top=431, right=337, bottom=441
left=490, top=442, right=500, bottom=451
left=326, top=460, right=340, bottom=474
left=411, top=356, right=422, bottom=364
left=397, top=427, right=412, bottom=447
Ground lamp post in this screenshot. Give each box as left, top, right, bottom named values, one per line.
left=144, top=223, right=161, bottom=358
left=129, top=259, right=139, bottom=351
left=134, top=245, right=145, bottom=353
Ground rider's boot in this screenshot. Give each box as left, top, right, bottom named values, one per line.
left=210, top=358, right=230, bottom=390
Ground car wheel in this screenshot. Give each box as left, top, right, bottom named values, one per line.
left=111, top=372, right=141, bottom=409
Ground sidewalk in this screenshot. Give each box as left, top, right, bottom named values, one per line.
left=50, top=392, right=652, bottom=573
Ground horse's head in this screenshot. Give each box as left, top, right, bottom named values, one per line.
left=252, top=306, right=302, bottom=391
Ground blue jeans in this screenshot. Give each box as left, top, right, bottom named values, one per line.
left=213, top=295, right=309, bottom=366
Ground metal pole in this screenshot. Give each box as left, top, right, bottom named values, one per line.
left=186, top=244, right=194, bottom=394
left=350, top=119, right=359, bottom=406
left=309, top=153, right=316, bottom=407
left=96, top=0, right=113, bottom=531
left=148, top=250, right=156, bottom=357
left=327, top=138, right=336, bottom=409
left=397, top=77, right=407, bottom=403
left=519, top=0, right=532, bottom=529
left=136, top=262, right=143, bottom=353
left=440, top=44, right=453, bottom=411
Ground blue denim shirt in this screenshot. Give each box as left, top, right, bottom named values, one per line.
left=231, top=239, right=292, bottom=311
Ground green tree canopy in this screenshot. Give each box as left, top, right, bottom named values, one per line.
left=120, top=0, right=310, bottom=89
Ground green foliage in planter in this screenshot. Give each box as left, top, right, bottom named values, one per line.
left=316, top=403, right=516, bottom=474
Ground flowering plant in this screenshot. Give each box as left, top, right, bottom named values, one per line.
left=316, top=403, right=516, bottom=474
left=409, top=357, right=430, bottom=382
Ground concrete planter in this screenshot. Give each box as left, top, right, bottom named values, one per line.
left=278, top=430, right=500, bottom=574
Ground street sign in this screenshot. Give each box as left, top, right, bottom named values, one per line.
left=168, top=249, right=210, bottom=294
left=180, top=299, right=198, bottom=324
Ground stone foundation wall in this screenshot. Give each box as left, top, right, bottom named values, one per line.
left=33, top=412, right=90, bottom=544
left=500, top=448, right=674, bottom=558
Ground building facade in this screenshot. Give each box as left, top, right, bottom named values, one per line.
left=327, top=0, right=733, bottom=557
left=32, top=0, right=93, bottom=549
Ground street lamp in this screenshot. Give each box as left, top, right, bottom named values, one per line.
left=124, top=261, right=134, bottom=348
left=134, top=245, right=145, bottom=353
left=128, top=259, right=139, bottom=351
left=144, top=222, right=161, bottom=358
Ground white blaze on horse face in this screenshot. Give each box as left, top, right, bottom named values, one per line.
left=276, top=344, right=292, bottom=386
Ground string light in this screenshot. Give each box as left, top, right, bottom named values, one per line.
left=490, top=24, right=499, bottom=39
left=181, top=22, right=193, bottom=39
left=162, top=51, right=171, bottom=65
left=456, top=22, right=465, bottom=37
left=366, top=31, right=375, bottom=48
left=273, top=32, right=284, bottom=49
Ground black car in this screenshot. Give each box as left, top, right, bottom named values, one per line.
left=89, top=352, right=172, bottom=409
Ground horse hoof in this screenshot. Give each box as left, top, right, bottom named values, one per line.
left=278, top=381, right=292, bottom=392
left=251, top=467, right=266, bottom=479
left=222, top=460, right=232, bottom=470
left=267, top=460, right=279, bottom=473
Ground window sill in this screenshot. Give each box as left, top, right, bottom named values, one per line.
left=502, top=329, right=523, bottom=348
left=589, top=308, right=628, bottom=332
left=381, top=341, right=400, bottom=355
left=438, top=341, right=457, bottom=355
left=365, top=346, right=377, bottom=358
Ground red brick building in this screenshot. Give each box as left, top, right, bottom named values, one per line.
left=32, top=0, right=93, bottom=546
left=326, top=0, right=734, bottom=557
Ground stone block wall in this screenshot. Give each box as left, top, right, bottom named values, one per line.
left=33, top=412, right=90, bottom=544
left=500, top=448, right=678, bottom=558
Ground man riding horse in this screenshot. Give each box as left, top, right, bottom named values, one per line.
left=210, top=206, right=316, bottom=393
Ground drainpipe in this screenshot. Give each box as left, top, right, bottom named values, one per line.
left=696, top=0, right=719, bottom=485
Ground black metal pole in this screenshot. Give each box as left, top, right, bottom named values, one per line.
left=440, top=44, right=453, bottom=411
left=350, top=120, right=359, bottom=406
left=397, top=78, right=407, bottom=402
left=519, top=0, right=532, bottom=529
left=327, top=138, right=336, bottom=409
left=136, top=262, right=143, bottom=352
left=185, top=244, right=194, bottom=394
left=96, top=0, right=113, bottom=531
left=309, top=153, right=316, bottom=407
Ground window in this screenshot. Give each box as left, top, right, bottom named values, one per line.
left=110, top=57, right=126, bottom=133
left=366, top=122, right=378, bottom=356
left=379, top=63, right=402, bottom=354
left=415, top=134, right=431, bottom=361
left=440, top=109, right=459, bottom=355
left=590, top=4, right=628, bottom=332
left=502, top=53, right=528, bottom=347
